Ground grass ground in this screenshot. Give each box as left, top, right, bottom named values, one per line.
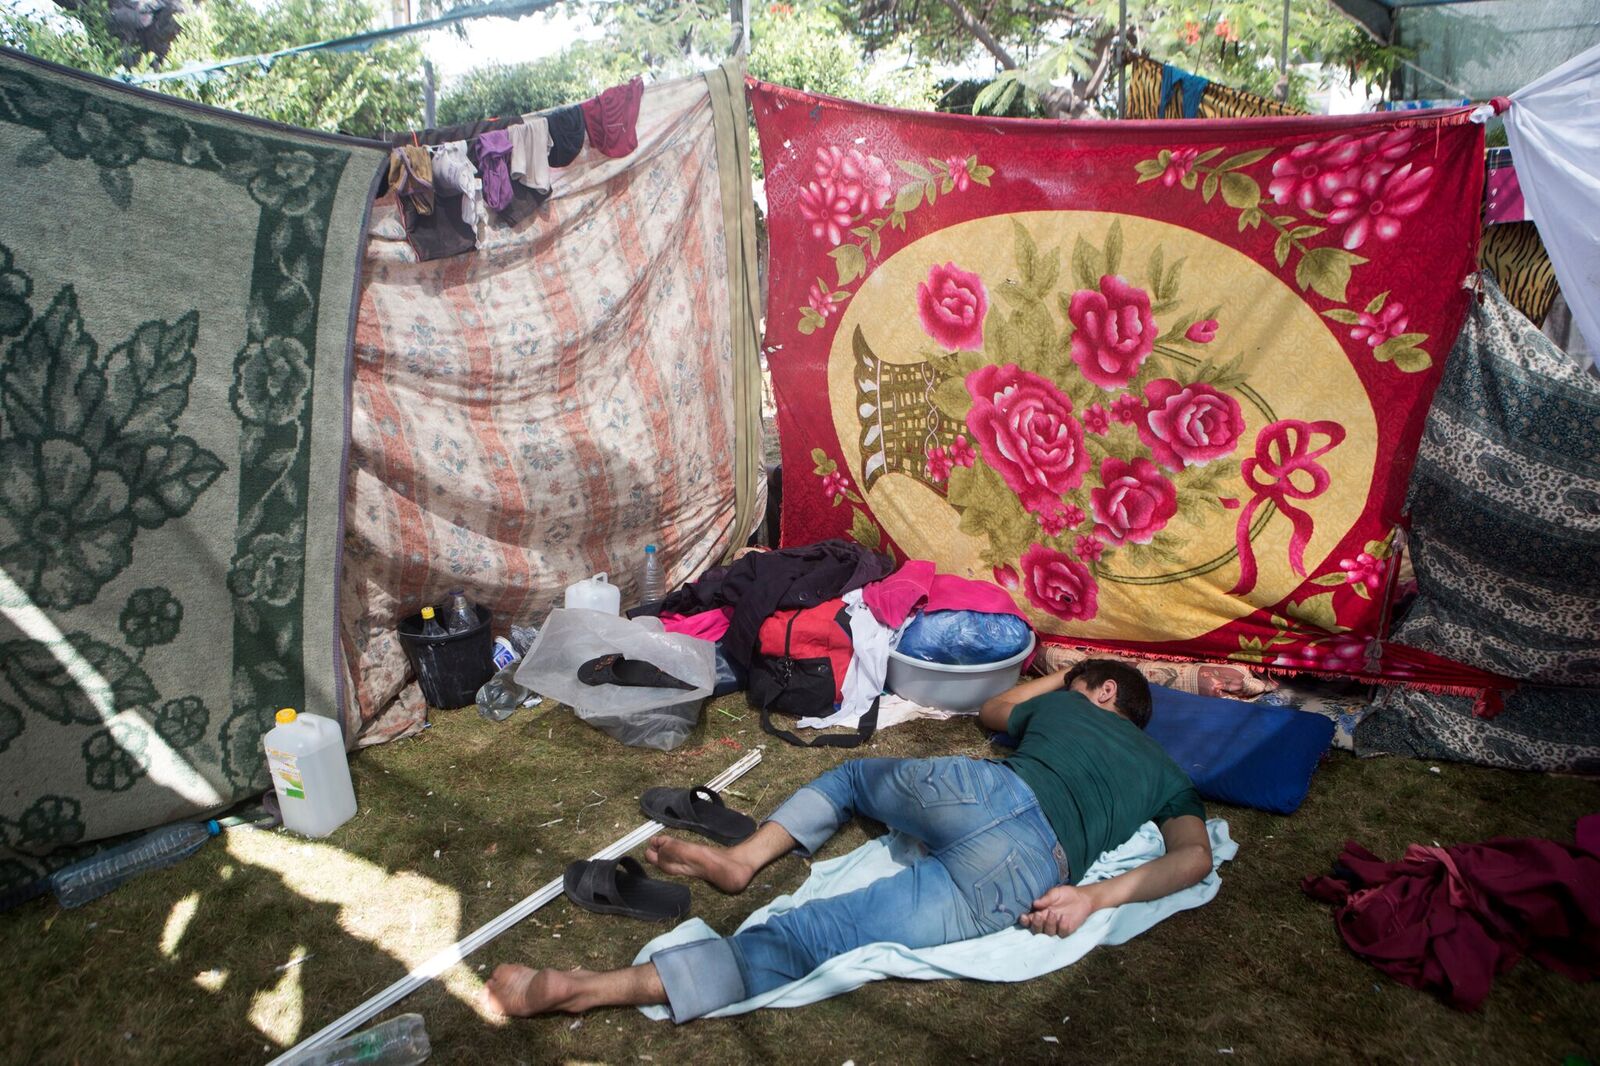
left=1, top=696, right=1596, bottom=1065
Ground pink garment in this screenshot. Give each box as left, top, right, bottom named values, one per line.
left=582, top=77, right=644, bottom=158
left=862, top=561, right=1029, bottom=628
left=861, top=560, right=934, bottom=628
left=660, top=607, right=734, bottom=642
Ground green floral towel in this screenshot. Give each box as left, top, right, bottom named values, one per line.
left=0, top=50, right=383, bottom=890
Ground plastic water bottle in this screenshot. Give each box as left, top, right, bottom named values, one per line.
left=640, top=544, right=665, bottom=605
left=444, top=588, right=477, bottom=633
left=291, top=1013, right=430, bottom=1065
left=418, top=605, right=446, bottom=638
left=49, top=819, right=221, bottom=909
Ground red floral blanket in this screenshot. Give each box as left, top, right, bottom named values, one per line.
left=752, top=80, right=1493, bottom=685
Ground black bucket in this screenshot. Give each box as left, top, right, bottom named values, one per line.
left=397, top=605, right=495, bottom=709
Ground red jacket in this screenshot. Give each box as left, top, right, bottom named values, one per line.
left=1302, top=815, right=1600, bottom=1011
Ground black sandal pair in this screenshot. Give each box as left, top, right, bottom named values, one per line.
left=562, top=785, right=757, bottom=921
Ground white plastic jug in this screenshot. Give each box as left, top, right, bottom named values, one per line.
left=263, top=709, right=357, bottom=838
left=564, top=572, right=622, bottom=615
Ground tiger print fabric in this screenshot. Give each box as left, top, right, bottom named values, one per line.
left=1125, top=54, right=1304, bottom=121
left=1479, top=221, right=1559, bottom=327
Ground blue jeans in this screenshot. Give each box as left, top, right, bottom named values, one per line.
left=651, top=756, right=1069, bottom=1022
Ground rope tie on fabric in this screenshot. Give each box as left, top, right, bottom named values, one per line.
left=1229, top=420, right=1346, bottom=595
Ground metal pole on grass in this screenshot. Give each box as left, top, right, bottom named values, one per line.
left=268, top=747, right=765, bottom=1064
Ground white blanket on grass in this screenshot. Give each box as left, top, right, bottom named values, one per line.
left=634, top=818, right=1235, bottom=1019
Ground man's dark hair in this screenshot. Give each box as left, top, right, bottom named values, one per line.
left=1065, top=659, right=1153, bottom=729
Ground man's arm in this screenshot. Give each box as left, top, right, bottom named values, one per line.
left=976, top=668, right=1070, bottom=732
left=1019, top=815, right=1213, bottom=937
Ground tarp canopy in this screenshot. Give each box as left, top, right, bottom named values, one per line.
left=1330, top=0, right=1600, bottom=100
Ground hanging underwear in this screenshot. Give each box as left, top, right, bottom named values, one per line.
left=545, top=103, right=587, bottom=167
left=429, top=141, right=479, bottom=229
left=387, top=145, right=434, bottom=217
left=509, top=115, right=553, bottom=192
left=544, top=102, right=588, bottom=164
left=581, top=77, right=644, bottom=158
left=470, top=128, right=515, bottom=213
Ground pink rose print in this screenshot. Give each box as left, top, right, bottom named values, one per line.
left=925, top=444, right=954, bottom=483
left=1020, top=544, right=1099, bottom=621
left=1185, top=319, right=1219, bottom=344
left=992, top=563, right=1021, bottom=591
left=1339, top=551, right=1387, bottom=595
left=1091, top=457, right=1178, bottom=547
left=1082, top=403, right=1111, bottom=435
left=1327, top=162, right=1434, bottom=250
left=948, top=435, right=976, bottom=468
left=1350, top=301, right=1409, bottom=348
left=1110, top=393, right=1144, bottom=425
left=1136, top=379, right=1246, bottom=471
left=946, top=156, right=971, bottom=192
left=918, top=262, right=989, bottom=351
left=1268, top=138, right=1358, bottom=214
left=807, top=279, right=837, bottom=319
left=812, top=146, right=893, bottom=217
left=1273, top=636, right=1371, bottom=674
left=1161, top=147, right=1199, bottom=187
left=1038, top=508, right=1070, bottom=538
left=798, top=180, right=856, bottom=245
left=1074, top=534, right=1104, bottom=563
left=821, top=469, right=850, bottom=502
left=964, top=364, right=1088, bottom=515
left=1068, top=275, right=1157, bottom=389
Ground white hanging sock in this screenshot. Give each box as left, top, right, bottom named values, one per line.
left=795, top=589, right=894, bottom=731
left=1503, top=43, right=1600, bottom=350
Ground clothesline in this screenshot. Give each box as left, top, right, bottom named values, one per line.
left=120, top=0, right=558, bottom=86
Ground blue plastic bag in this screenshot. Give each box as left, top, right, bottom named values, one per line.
left=895, top=610, right=1032, bottom=666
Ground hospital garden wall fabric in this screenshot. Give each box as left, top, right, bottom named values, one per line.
left=0, top=50, right=384, bottom=889
left=751, top=81, right=1486, bottom=683
left=343, top=68, right=763, bottom=739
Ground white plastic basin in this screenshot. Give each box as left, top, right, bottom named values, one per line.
left=885, top=632, right=1036, bottom=712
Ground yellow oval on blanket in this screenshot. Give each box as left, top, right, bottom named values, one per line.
left=828, top=210, right=1376, bottom=642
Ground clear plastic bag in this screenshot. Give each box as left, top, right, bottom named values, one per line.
left=895, top=609, right=1034, bottom=666
left=514, top=608, right=715, bottom=750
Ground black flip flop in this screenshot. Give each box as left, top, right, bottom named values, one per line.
left=577, top=653, right=694, bottom=690
left=639, top=785, right=757, bottom=845
left=562, top=856, right=690, bottom=922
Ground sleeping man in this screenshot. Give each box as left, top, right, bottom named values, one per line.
left=483, top=659, right=1211, bottom=1022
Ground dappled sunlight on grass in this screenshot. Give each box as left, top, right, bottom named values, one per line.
left=249, top=946, right=306, bottom=1048
left=159, top=892, right=199, bottom=958
left=223, top=824, right=504, bottom=1035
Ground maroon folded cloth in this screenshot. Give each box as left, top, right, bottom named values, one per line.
left=1302, top=826, right=1600, bottom=1011
left=581, top=77, right=644, bottom=158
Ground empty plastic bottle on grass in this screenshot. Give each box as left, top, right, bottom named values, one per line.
left=49, top=819, right=221, bottom=909
left=640, top=544, right=665, bottom=605
left=289, top=1013, right=430, bottom=1066
left=444, top=588, right=477, bottom=633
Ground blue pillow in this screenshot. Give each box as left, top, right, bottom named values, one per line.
left=1143, top=685, right=1333, bottom=815
left=991, top=685, right=1334, bottom=815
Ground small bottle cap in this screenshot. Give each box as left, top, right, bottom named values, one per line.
left=275, top=707, right=297, bottom=724
left=421, top=606, right=436, bottom=619
left=645, top=544, right=657, bottom=553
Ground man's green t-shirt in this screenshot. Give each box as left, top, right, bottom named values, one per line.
left=1004, top=690, right=1204, bottom=884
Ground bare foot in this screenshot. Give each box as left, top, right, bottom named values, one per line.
left=644, top=834, right=753, bottom=893
left=481, top=964, right=581, bottom=1017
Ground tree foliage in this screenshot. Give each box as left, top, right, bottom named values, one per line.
left=748, top=3, right=938, bottom=109
left=2, top=0, right=423, bottom=137
left=438, top=43, right=638, bottom=125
